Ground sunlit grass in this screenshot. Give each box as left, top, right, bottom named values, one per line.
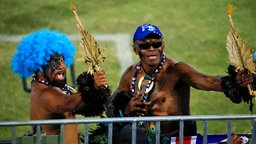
left=1, top=0, right=256, bottom=140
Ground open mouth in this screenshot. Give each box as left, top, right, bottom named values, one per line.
left=55, top=72, right=65, bottom=81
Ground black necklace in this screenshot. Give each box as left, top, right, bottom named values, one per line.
left=32, top=76, right=72, bottom=95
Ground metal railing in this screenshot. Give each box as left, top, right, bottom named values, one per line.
left=0, top=115, right=256, bottom=144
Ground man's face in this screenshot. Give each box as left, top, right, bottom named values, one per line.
left=134, top=38, right=164, bottom=67
left=43, top=54, right=67, bottom=87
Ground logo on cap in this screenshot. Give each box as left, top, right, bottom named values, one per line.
left=141, top=25, right=156, bottom=32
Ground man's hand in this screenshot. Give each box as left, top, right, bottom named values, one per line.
left=93, top=69, right=108, bottom=89
left=124, top=91, right=149, bottom=116
left=235, top=70, right=254, bottom=87
left=230, top=134, right=243, bottom=144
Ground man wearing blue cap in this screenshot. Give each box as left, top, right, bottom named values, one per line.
left=106, top=23, right=253, bottom=144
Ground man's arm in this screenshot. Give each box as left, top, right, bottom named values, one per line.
left=179, top=62, right=253, bottom=91
left=40, top=88, right=82, bottom=113
left=177, top=62, right=223, bottom=91
left=106, top=66, right=134, bottom=117
left=106, top=89, right=131, bottom=117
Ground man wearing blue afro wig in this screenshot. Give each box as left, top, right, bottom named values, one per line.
left=11, top=29, right=75, bottom=78
left=11, top=29, right=111, bottom=144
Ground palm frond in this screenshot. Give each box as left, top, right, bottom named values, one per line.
left=71, top=4, right=106, bottom=74
left=226, top=4, right=256, bottom=74
left=226, top=4, right=256, bottom=96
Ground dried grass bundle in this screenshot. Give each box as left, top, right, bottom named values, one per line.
left=226, top=4, right=256, bottom=96
left=71, top=4, right=106, bottom=74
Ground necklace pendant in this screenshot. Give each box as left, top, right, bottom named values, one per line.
left=144, top=74, right=152, bottom=80
left=138, top=76, right=154, bottom=94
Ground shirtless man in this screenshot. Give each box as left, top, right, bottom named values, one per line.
left=106, top=24, right=253, bottom=144
left=11, top=29, right=110, bottom=144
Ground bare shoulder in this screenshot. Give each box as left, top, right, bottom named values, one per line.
left=38, top=86, right=65, bottom=100
left=165, top=59, right=198, bottom=75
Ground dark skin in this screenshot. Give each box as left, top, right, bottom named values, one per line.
left=30, top=56, right=108, bottom=144
left=107, top=37, right=253, bottom=142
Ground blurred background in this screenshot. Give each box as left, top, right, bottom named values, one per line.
left=1, top=0, right=256, bottom=140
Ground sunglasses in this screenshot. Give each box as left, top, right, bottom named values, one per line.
left=135, top=41, right=162, bottom=50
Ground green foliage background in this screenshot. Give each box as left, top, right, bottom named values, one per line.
left=1, top=0, right=256, bottom=140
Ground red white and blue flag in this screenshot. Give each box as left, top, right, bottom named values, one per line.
left=170, top=134, right=249, bottom=144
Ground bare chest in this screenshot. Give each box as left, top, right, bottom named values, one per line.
left=134, top=70, right=189, bottom=115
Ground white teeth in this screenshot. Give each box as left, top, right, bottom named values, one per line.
left=56, top=73, right=65, bottom=80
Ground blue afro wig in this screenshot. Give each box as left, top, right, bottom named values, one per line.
left=11, top=29, right=76, bottom=78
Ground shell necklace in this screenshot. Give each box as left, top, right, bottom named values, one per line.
left=131, top=53, right=166, bottom=102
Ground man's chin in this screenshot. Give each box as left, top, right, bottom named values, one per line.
left=51, top=79, right=66, bottom=88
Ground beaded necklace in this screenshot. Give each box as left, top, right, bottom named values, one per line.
left=130, top=53, right=166, bottom=102
left=33, top=76, right=72, bottom=95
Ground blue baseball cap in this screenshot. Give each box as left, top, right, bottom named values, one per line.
left=133, top=24, right=163, bottom=42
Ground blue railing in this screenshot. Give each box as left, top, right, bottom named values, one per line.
left=0, top=115, right=256, bottom=144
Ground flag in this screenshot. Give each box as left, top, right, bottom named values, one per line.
left=170, top=134, right=249, bottom=144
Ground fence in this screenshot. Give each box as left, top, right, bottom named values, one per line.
left=0, top=115, right=256, bottom=144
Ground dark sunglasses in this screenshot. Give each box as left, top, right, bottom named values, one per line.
left=135, top=42, right=162, bottom=50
